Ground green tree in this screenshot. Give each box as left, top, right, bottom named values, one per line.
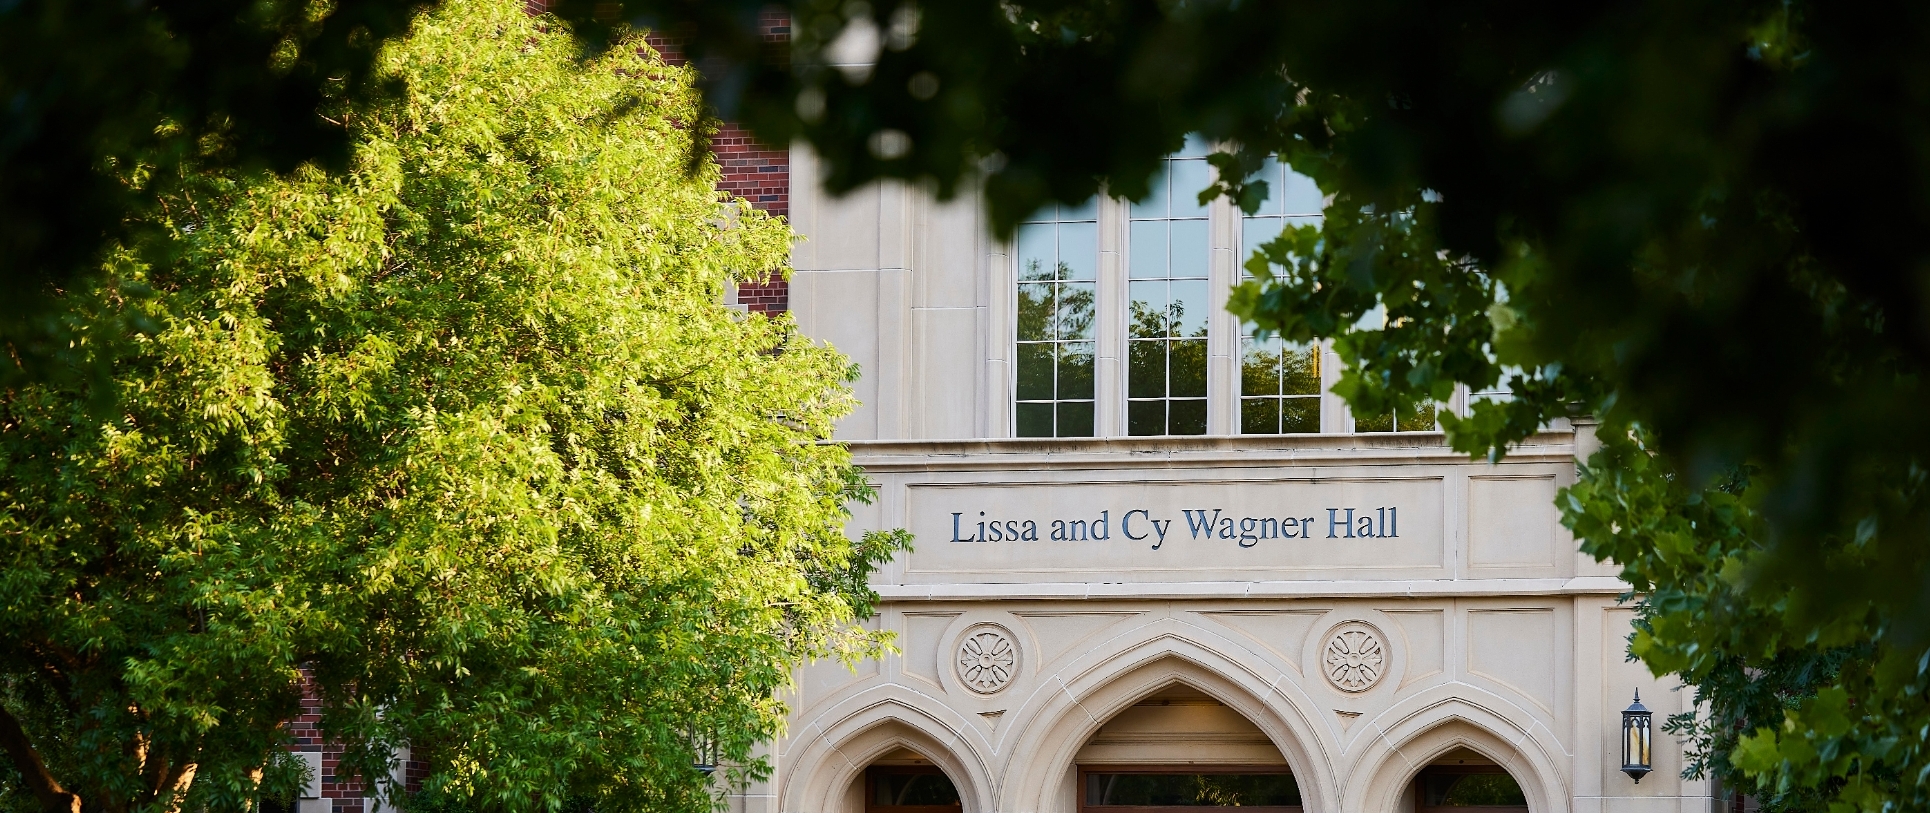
left=0, top=3, right=905, bottom=813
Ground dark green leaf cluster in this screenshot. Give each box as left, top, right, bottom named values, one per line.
left=0, top=0, right=440, bottom=381
left=0, top=4, right=897, bottom=813
left=1565, top=426, right=1930, bottom=811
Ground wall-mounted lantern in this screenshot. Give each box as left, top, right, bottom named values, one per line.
left=689, top=727, right=719, bottom=777
left=1621, top=690, right=1652, bottom=783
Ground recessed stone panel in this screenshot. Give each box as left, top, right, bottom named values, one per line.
left=900, top=612, right=959, bottom=687
left=904, top=477, right=1445, bottom=582
left=1016, top=612, right=1138, bottom=668
left=1467, top=475, right=1559, bottom=569
left=1386, top=609, right=1446, bottom=687
left=1468, top=608, right=1558, bottom=713
left=1197, top=610, right=1326, bottom=673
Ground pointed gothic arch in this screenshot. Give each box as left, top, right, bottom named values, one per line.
left=997, top=627, right=1336, bottom=813
left=780, top=695, right=995, bottom=813
left=1343, top=701, right=1569, bottom=813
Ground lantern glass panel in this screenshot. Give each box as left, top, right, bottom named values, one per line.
left=1618, top=690, right=1653, bottom=783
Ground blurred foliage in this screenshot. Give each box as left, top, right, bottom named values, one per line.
left=20, top=0, right=1930, bottom=806
left=1, top=0, right=431, bottom=382
left=0, top=3, right=905, bottom=813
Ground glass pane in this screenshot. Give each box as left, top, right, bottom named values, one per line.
left=1062, top=195, right=1100, bottom=221
left=1057, top=222, right=1098, bottom=280
left=1086, top=772, right=1300, bottom=807
left=1396, top=402, right=1438, bottom=432
left=1165, top=279, right=1209, bottom=339
left=1058, top=342, right=1095, bottom=400
left=1356, top=411, right=1394, bottom=433
left=1169, top=158, right=1213, bottom=219
left=1169, top=399, right=1207, bottom=435
left=1249, top=156, right=1285, bottom=217
left=874, top=772, right=963, bottom=806
left=1178, top=133, right=1214, bottom=157
left=1169, top=219, right=1209, bottom=279
left=1129, top=220, right=1167, bottom=278
left=1128, top=340, right=1166, bottom=399
left=1056, top=401, right=1095, bottom=438
left=1282, top=397, right=1320, bottom=433
left=1243, top=216, right=1287, bottom=268
left=1129, top=281, right=1169, bottom=339
left=1016, top=402, right=1053, bottom=438
left=1242, top=397, right=1280, bottom=435
left=1169, top=339, right=1208, bottom=398
left=1243, top=339, right=1282, bottom=396
left=1017, top=223, right=1056, bottom=281
left=1057, top=282, right=1096, bottom=340
left=1279, top=166, right=1325, bottom=215
left=1016, top=283, right=1054, bottom=341
left=1168, top=279, right=1209, bottom=338
left=1015, top=343, right=1055, bottom=401
left=1132, top=168, right=1170, bottom=220
left=1422, top=772, right=1527, bottom=807
left=1282, top=345, right=1321, bottom=394
left=1127, top=400, right=1165, bottom=436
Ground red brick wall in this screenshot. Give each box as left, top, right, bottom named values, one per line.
left=644, top=15, right=792, bottom=315
left=712, top=125, right=789, bottom=218
left=289, top=674, right=427, bottom=813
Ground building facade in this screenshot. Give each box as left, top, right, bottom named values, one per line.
left=758, top=141, right=1719, bottom=813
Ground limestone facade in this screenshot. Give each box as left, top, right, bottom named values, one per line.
left=767, top=147, right=1715, bottom=813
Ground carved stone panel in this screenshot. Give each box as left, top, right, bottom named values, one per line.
left=956, top=624, right=1021, bottom=694
left=1323, top=622, right=1388, bottom=693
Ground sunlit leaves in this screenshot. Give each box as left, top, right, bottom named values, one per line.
left=0, top=4, right=901, bottom=813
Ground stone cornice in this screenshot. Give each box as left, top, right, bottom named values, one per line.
left=842, top=431, right=1579, bottom=473
left=874, top=576, right=1630, bottom=602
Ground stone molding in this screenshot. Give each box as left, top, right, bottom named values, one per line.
left=874, top=576, right=1629, bottom=601
left=838, top=432, right=1578, bottom=472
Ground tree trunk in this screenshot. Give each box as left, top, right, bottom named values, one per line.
left=0, top=704, right=82, bottom=813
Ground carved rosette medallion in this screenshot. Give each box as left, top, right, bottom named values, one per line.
left=955, top=624, right=1020, bottom=694
left=1323, top=623, right=1387, bottom=693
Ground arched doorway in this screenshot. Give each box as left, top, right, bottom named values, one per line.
left=864, top=749, right=965, bottom=813
left=1073, top=685, right=1303, bottom=813
left=1405, top=748, right=1528, bottom=813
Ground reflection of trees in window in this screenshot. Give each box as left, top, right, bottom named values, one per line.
left=1127, top=148, right=1211, bottom=437
left=1127, top=292, right=1208, bottom=436
left=1240, top=334, right=1321, bottom=434
left=1416, top=769, right=1527, bottom=810
left=1234, top=157, right=1327, bottom=436
left=868, top=767, right=962, bottom=813
left=1084, top=771, right=1302, bottom=808
left=1353, top=401, right=1437, bottom=433
left=1016, top=202, right=1098, bottom=437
